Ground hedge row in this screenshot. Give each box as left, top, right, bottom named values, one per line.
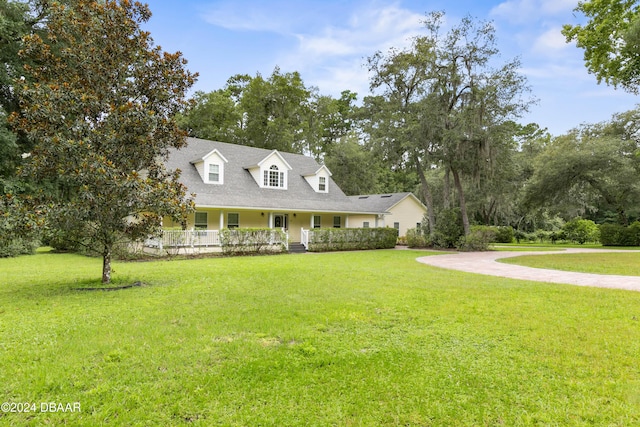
left=407, top=225, right=512, bottom=250
left=308, top=228, right=398, bottom=252
left=220, top=228, right=288, bottom=255
left=599, top=222, right=640, bottom=246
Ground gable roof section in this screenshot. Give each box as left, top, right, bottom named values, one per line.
left=348, top=192, right=427, bottom=213
left=244, top=150, right=292, bottom=171
left=190, top=148, right=228, bottom=165
left=166, top=138, right=385, bottom=214
left=301, top=164, right=332, bottom=177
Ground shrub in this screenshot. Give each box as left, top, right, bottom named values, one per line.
left=406, top=228, right=429, bottom=248
left=0, top=188, right=42, bottom=257
left=432, top=208, right=464, bottom=249
left=457, top=225, right=497, bottom=251
left=492, top=226, right=514, bottom=243
left=0, top=237, right=39, bottom=257
left=535, top=229, right=550, bottom=243
left=599, top=221, right=640, bottom=246
left=563, top=218, right=600, bottom=244
left=220, top=228, right=287, bottom=255
left=307, top=228, right=398, bottom=252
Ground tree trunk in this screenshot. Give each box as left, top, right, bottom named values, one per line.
left=415, top=157, right=436, bottom=237
left=451, top=167, right=470, bottom=236
left=443, top=167, right=451, bottom=210
left=102, top=246, right=112, bottom=284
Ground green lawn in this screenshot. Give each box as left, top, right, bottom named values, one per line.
left=1, top=250, right=639, bottom=426
left=500, top=251, right=640, bottom=276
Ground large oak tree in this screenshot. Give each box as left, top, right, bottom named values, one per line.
left=12, top=0, right=196, bottom=283
left=366, top=12, right=533, bottom=236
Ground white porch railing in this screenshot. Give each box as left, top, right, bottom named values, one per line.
left=301, top=227, right=309, bottom=250
left=146, top=229, right=221, bottom=250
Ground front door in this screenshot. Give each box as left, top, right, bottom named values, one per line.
left=274, top=214, right=288, bottom=230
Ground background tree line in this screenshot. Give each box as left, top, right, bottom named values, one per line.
left=2, top=0, right=640, bottom=268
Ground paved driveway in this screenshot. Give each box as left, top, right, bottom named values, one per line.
left=416, top=248, right=640, bottom=292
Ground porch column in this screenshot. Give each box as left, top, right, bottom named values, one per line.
left=345, top=215, right=349, bottom=228
left=268, top=212, right=273, bottom=229
left=219, top=211, right=224, bottom=230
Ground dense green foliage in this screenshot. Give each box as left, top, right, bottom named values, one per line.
left=600, top=221, right=640, bottom=246
left=406, top=227, right=429, bottom=248
left=307, top=227, right=398, bottom=251
left=431, top=208, right=465, bottom=249
left=0, top=0, right=49, bottom=256
left=364, top=12, right=533, bottom=236
left=457, top=225, right=497, bottom=251
left=493, top=226, right=514, bottom=243
left=178, top=69, right=357, bottom=159
left=220, top=228, right=287, bottom=255
left=11, top=0, right=196, bottom=282
left=562, top=218, right=600, bottom=244
left=1, top=250, right=640, bottom=425
left=563, top=0, right=640, bottom=93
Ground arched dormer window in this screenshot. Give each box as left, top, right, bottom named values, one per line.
left=263, top=164, right=285, bottom=188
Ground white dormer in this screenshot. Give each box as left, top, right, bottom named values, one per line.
left=190, top=149, right=228, bottom=185
left=303, top=165, right=332, bottom=193
left=245, top=150, right=292, bottom=190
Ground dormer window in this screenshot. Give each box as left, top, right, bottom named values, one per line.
left=319, top=176, right=326, bottom=192
left=191, top=148, right=227, bottom=185
left=264, top=165, right=285, bottom=188
left=208, top=164, right=220, bottom=183
left=303, top=164, right=332, bottom=193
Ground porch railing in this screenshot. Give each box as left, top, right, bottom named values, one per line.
left=146, top=229, right=221, bottom=250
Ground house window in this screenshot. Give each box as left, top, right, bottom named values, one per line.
left=333, top=216, right=341, bottom=228
left=264, top=165, right=285, bottom=188
left=313, top=215, right=321, bottom=229
left=194, top=212, right=208, bottom=229
left=319, top=176, right=326, bottom=192
left=363, top=221, right=370, bottom=228
left=228, top=213, right=239, bottom=229
left=208, top=164, right=220, bottom=183
left=394, top=222, right=400, bottom=230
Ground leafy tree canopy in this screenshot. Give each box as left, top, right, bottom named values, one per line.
left=11, top=0, right=196, bottom=282
left=563, top=0, right=640, bottom=93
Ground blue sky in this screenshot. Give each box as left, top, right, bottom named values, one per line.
left=142, top=0, right=638, bottom=136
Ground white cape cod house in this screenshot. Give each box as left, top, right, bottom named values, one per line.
left=150, top=138, right=427, bottom=252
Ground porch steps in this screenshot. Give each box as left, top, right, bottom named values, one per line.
left=288, top=243, right=307, bottom=254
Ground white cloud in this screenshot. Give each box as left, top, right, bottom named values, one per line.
left=275, top=2, right=424, bottom=96
left=312, top=62, right=372, bottom=98
left=201, top=0, right=309, bottom=33
left=532, top=27, right=570, bottom=55
left=490, top=0, right=578, bottom=24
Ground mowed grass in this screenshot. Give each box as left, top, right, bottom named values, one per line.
left=501, top=251, right=640, bottom=276
left=1, top=250, right=640, bottom=426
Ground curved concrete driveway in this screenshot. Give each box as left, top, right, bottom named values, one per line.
left=416, top=248, right=640, bottom=292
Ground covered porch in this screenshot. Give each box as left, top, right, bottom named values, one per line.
left=158, top=208, right=376, bottom=244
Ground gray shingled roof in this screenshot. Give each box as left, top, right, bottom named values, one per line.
left=166, top=138, right=385, bottom=214
left=347, top=192, right=418, bottom=212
